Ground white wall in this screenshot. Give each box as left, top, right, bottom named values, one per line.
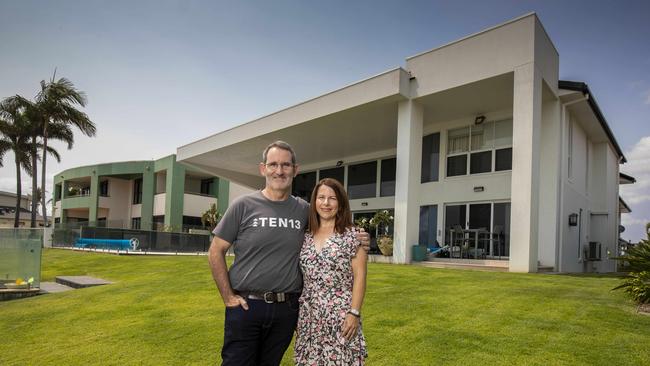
left=0, top=194, right=30, bottom=209
left=155, top=172, right=166, bottom=194
left=153, top=193, right=165, bottom=216
left=558, top=110, right=620, bottom=272
left=228, top=182, right=255, bottom=204
left=183, top=194, right=217, bottom=217
left=185, top=177, right=202, bottom=194
left=537, top=98, right=561, bottom=268
left=131, top=204, right=142, bottom=218
left=54, top=201, right=61, bottom=218
left=589, top=145, right=619, bottom=272
left=97, top=178, right=131, bottom=222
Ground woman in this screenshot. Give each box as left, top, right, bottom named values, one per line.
left=294, top=178, right=368, bottom=365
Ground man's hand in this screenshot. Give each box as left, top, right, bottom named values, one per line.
left=355, top=229, right=370, bottom=252
left=225, top=294, right=249, bottom=310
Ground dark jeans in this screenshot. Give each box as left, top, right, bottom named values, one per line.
left=221, top=297, right=300, bottom=366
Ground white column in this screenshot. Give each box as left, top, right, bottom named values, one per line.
left=393, top=99, right=423, bottom=264
left=510, top=63, right=542, bottom=272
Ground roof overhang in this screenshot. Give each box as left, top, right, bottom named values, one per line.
left=558, top=80, right=626, bottom=163
left=619, top=172, right=636, bottom=185
left=619, top=196, right=632, bottom=213
left=177, top=68, right=411, bottom=187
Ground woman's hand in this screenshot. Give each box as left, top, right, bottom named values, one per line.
left=341, top=313, right=360, bottom=341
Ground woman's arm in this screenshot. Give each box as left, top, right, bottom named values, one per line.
left=341, top=245, right=368, bottom=341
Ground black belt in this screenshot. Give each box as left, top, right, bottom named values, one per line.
left=237, top=291, right=299, bottom=304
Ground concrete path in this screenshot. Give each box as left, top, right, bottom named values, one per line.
left=55, top=276, right=113, bottom=289
left=39, top=282, right=74, bottom=294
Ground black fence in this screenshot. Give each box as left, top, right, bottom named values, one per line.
left=53, top=223, right=211, bottom=253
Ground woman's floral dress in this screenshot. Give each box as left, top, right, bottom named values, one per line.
left=294, top=227, right=367, bottom=365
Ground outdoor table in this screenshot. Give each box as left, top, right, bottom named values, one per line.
left=462, top=228, right=489, bottom=258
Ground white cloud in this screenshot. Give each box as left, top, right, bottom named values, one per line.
left=645, top=90, right=650, bottom=105
left=621, top=215, right=650, bottom=226
left=620, top=136, right=650, bottom=242
left=625, top=194, right=650, bottom=205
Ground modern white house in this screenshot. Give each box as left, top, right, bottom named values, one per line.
left=176, top=13, right=632, bottom=273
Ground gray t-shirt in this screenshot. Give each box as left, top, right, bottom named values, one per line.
left=212, top=190, right=309, bottom=293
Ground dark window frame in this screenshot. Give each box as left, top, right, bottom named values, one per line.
left=446, top=119, right=512, bottom=177
left=133, top=178, right=143, bottom=204
left=347, top=161, right=377, bottom=199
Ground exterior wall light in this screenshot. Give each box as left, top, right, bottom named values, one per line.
left=473, top=186, right=485, bottom=192
left=336, top=160, right=344, bottom=167
left=474, top=115, right=486, bottom=125
left=568, top=213, right=578, bottom=226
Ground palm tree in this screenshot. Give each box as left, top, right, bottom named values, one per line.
left=0, top=98, right=34, bottom=227
left=3, top=95, right=72, bottom=227
left=35, top=75, right=96, bottom=226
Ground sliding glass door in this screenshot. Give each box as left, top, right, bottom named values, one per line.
left=444, top=201, right=510, bottom=258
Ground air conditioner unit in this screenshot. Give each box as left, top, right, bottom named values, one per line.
left=585, top=241, right=601, bottom=261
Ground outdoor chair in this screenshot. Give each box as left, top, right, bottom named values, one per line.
left=478, top=225, right=504, bottom=258
left=426, top=241, right=449, bottom=258
left=451, top=224, right=470, bottom=258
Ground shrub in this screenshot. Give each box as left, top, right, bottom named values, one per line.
left=614, top=223, right=650, bottom=304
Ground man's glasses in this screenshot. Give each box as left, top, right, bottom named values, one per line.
left=264, top=162, right=294, bottom=171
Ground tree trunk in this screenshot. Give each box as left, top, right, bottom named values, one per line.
left=30, top=137, right=38, bottom=228
left=41, top=128, right=48, bottom=226
left=14, top=157, right=22, bottom=228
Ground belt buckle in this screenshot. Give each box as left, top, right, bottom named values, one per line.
left=263, top=292, right=275, bottom=303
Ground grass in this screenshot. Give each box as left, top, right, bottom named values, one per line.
left=1, top=249, right=649, bottom=365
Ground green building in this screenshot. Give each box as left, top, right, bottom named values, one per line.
left=52, top=155, right=230, bottom=232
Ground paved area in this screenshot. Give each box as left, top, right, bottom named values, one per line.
left=39, top=282, right=74, bottom=294
left=55, top=276, right=113, bottom=289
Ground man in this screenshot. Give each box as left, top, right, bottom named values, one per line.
left=208, top=141, right=369, bottom=365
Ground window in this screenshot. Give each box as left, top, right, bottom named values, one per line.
left=99, top=180, right=109, bottom=197
left=319, top=167, right=344, bottom=184
left=446, top=120, right=512, bottom=177
left=292, top=172, right=316, bottom=202
left=421, top=133, right=440, bottom=182
left=380, top=158, right=396, bottom=197
left=133, top=178, right=143, bottom=204
left=444, top=204, right=466, bottom=246
left=494, top=119, right=513, bottom=172
left=131, top=217, right=141, bottom=230
left=470, top=151, right=492, bottom=174
left=183, top=216, right=203, bottom=227
left=568, top=118, right=573, bottom=179
left=419, top=205, right=438, bottom=247
left=447, top=127, right=469, bottom=176
left=347, top=161, right=377, bottom=199
left=200, top=179, right=213, bottom=195
left=495, top=148, right=512, bottom=171
left=447, top=155, right=467, bottom=177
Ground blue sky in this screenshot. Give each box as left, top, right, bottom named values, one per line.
left=1, top=0, right=648, bottom=241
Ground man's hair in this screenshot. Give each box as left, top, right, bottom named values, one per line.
left=262, top=141, right=297, bottom=164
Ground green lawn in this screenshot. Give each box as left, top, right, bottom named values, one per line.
left=1, top=249, right=649, bottom=365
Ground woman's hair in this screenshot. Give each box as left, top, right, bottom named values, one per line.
left=308, top=178, right=352, bottom=234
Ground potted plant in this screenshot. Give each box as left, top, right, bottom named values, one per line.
left=371, top=210, right=394, bottom=256
left=201, top=203, right=222, bottom=232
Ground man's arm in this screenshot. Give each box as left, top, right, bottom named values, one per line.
left=207, top=236, right=249, bottom=310
left=355, top=228, right=371, bottom=253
